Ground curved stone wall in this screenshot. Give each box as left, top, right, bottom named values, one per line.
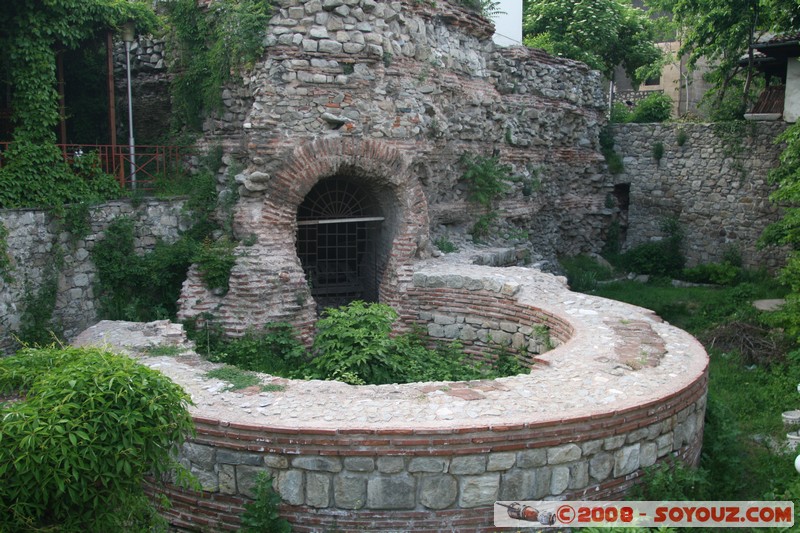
left=74, top=264, right=709, bottom=531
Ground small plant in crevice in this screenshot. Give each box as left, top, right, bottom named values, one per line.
left=599, top=126, right=624, bottom=174
left=652, top=141, right=665, bottom=164
left=471, top=212, right=498, bottom=243
left=240, top=473, right=292, bottom=533
left=434, top=236, right=458, bottom=253
left=460, top=152, right=512, bottom=208
left=676, top=128, right=688, bottom=147
left=382, top=51, right=393, bottom=67
left=60, top=201, right=92, bottom=244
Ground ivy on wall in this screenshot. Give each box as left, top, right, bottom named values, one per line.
left=0, top=0, right=157, bottom=209
left=164, top=0, right=271, bottom=132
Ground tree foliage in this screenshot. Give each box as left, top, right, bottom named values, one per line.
left=645, top=0, right=800, bottom=119
left=523, top=0, right=663, bottom=84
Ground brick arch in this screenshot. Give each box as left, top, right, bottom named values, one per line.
left=178, top=138, right=431, bottom=338
left=261, top=137, right=431, bottom=305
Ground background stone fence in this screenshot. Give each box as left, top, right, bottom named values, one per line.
left=0, top=199, right=187, bottom=354
left=609, top=122, right=788, bottom=270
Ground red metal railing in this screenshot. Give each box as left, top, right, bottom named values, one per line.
left=0, top=142, right=191, bottom=191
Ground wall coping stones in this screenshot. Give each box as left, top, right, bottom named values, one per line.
left=75, top=259, right=707, bottom=433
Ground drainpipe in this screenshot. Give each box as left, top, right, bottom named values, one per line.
left=122, top=21, right=137, bottom=190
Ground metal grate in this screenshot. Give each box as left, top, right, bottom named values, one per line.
left=297, top=177, right=383, bottom=310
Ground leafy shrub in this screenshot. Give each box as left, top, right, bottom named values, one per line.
left=310, top=301, right=403, bottom=384
left=240, top=473, right=292, bottom=533
left=629, top=92, right=673, bottom=123
left=0, top=346, right=194, bottom=532
left=310, top=302, right=526, bottom=384
left=610, top=102, right=633, bottom=123
left=0, top=142, right=120, bottom=209
left=599, top=126, right=624, bottom=174
left=208, top=323, right=308, bottom=377
left=93, top=217, right=195, bottom=321
left=434, top=236, right=458, bottom=253
left=652, top=141, right=664, bottom=163
left=629, top=460, right=710, bottom=501
left=676, top=128, right=688, bottom=147
left=681, top=262, right=741, bottom=285
left=617, top=218, right=685, bottom=277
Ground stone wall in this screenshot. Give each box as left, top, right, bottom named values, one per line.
left=0, top=200, right=187, bottom=354
left=609, top=122, right=788, bottom=270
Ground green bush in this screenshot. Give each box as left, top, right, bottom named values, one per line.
left=93, top=217, right=196, bottom=321
left=681, top=262, right=741, bottom=285
left=0, top=346, right=194, bottom=532
left=610, top=102, right=633, bottom=123
left=629, top=92, right=673, bottom=123
left=240, top=473, right=292, bottom=533
left=209, top=323, right=308, bottom=377
left=194, top=235, right=238, bottom=293
left=617, top=218, right=685, bottom=277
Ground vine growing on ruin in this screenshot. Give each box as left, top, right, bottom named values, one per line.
left=0, top=0, right=156, bottom=209
left=0, top=223, right=13, bottom=284
left=164, top=0, right=271, bottom=131
left=459, top=152, right=513, bottom=242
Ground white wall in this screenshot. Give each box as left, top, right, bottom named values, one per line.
left=491, top=0, right=523, bottom=47
left=785, top=58, right=800, bottom=123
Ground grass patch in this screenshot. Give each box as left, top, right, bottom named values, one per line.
left=205, top=366, right=261, bottom=391
left=260, top=383, right=286, bottom=392
left=141, top=344, right=186, bottom=357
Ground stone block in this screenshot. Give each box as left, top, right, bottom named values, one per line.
left=419, top=474, right=457, bottom=510
left=306, top=472, right=331, bottom=508
left=217, top=449, right=263, bottom=466
left=236, top=465, right=266, bottom=498
left=277, top=469, right=304, bottom=505
left=408, top=457, right=448, bottom=473
left=487, top=452, right=516, bottom=472
left=550, top=466, right=569, bottom=495
left=264, top=454, right=290, bottom=469
left=219, top=464, right=236, bottom=494
left=613, top=444, right=641, bottom=477
left=568, top=461, right=589, bottom=489
left=581, top=439, right=603, bottom=456
left=589, top=452, right=613, bottom=481
left=334, top=474, right=366, bottom=509
left=547, top=444, right=581, bottom=464
left=376, top=456, right=405, bottom=474
left=292, top=456, right=342, bottom=472
left=449, top=454, right=487, bottom=475
left=318, top=39, right=343, bottom=53
left=640, top=442, right=657, bottom=468
left=344, top=457, right=375, bottom=472
left=499, top=468, right=536, bottom=500
left=458, top=474, right=500, bottom=508
left=190, top=464, right=218, bottom=492
left=656, top=433, right=673, bottom=457
left=516, top=449, right=547, bottom=468
left=302, top=39, right=318, bottom=52
left=604, top=435, right=626, bottom=450
left=367, top=474, right=416, bottom=509
left=182, top=442, right=215, bottom=469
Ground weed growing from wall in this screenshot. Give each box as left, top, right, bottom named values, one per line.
left=16, top=271, right=61, bottom=346
left=652, top=141, right=665, bottom=165
left=240, top=473, right=292, bottom=533
left=599, top=126, right=624, bottom=174
left=460, top=153, right=513, bottom=242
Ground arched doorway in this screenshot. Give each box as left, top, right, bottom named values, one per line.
left=296, top=175, right=384, bottom=311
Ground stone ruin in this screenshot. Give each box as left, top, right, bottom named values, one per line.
left=175, top=0, right=612, bottom=339
left=56, top=1, right=713, bottom=530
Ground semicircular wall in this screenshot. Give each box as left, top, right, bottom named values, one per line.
left=125, top=264, right=709, bottom=532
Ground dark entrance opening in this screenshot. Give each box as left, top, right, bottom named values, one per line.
left=297, top=176, right=384, bottom=311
